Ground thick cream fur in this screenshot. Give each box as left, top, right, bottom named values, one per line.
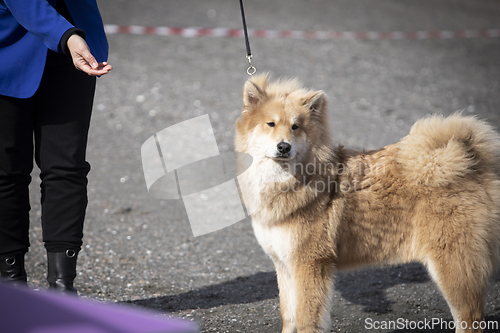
left=236, top=74, right=500, bottom=333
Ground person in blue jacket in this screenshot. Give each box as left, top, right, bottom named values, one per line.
left=0, top=0, right=112, bottom=294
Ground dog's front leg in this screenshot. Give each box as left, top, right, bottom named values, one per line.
left=294, top=260, right=335, bottom=333
left=275, top=260, right=297, bottom=333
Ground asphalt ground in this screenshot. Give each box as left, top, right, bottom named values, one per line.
left=23, top=0, right=500, bottom=332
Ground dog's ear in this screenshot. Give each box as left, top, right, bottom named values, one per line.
left=303, top=91, right=325, bottom=115
left=242, top=75, right=269, bottom=111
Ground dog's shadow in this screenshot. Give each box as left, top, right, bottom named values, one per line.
left=122, top=271, right=279, bottom=312
left=335, top=262, right=430, bottom=314
left=123, top=263, right=429, bottom=314
left=123, top=264, right=500, bottom=332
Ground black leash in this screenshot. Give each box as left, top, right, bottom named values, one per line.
left=239, top=0, right=256, bottom=77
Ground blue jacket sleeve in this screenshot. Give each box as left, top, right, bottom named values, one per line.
left=3, top=0, right=74, bottom=52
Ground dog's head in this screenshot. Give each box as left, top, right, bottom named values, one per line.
left=235, top=74, right=330, bottom=164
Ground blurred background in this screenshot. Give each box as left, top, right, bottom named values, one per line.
left=26, top=1, right=500, bottom=332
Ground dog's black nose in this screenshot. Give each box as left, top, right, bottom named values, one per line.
left=277, top=142, right=291, bottom=154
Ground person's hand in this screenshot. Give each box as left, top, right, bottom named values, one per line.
left=67, top=34, right=112, bottom=76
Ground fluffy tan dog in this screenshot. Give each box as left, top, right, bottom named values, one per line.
left=235, top=74, right=500, bottom=333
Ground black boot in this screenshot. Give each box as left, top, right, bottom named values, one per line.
left=47, top=250, right=78, bottom=295
left=0, top=252, right=27, bottom=286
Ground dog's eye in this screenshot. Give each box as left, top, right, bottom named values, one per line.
left=267, top=122, right=276, bottom=127
left=292, top=124, right=299, bottom=130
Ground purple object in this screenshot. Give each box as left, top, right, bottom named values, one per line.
left=0, top=283, right=198, bottom=333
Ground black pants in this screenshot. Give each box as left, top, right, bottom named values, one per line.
left=0, top=50, right=96, bottom=255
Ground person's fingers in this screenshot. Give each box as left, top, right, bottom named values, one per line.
left=82, top=51, right=98, bottom=70
left=83, top=62, right=113, bottom=77
left=98, top=63, right=113, bottom=72
left=75, top=58, right=94, bottom=75
left=73, top=55, right=112, bottom=76
left=73, top=57, right=91, bottom=74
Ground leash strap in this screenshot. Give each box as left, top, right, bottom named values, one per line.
left=239, top=0, right=256, bottom=77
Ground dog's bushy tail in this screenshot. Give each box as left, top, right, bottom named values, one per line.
left=397, top=113, right=500, bottom=187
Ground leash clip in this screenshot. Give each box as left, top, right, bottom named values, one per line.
left=246, top=55, right=256, bottom=77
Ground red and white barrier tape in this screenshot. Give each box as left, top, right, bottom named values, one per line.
left=104, top=25, right=500, bottom=40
